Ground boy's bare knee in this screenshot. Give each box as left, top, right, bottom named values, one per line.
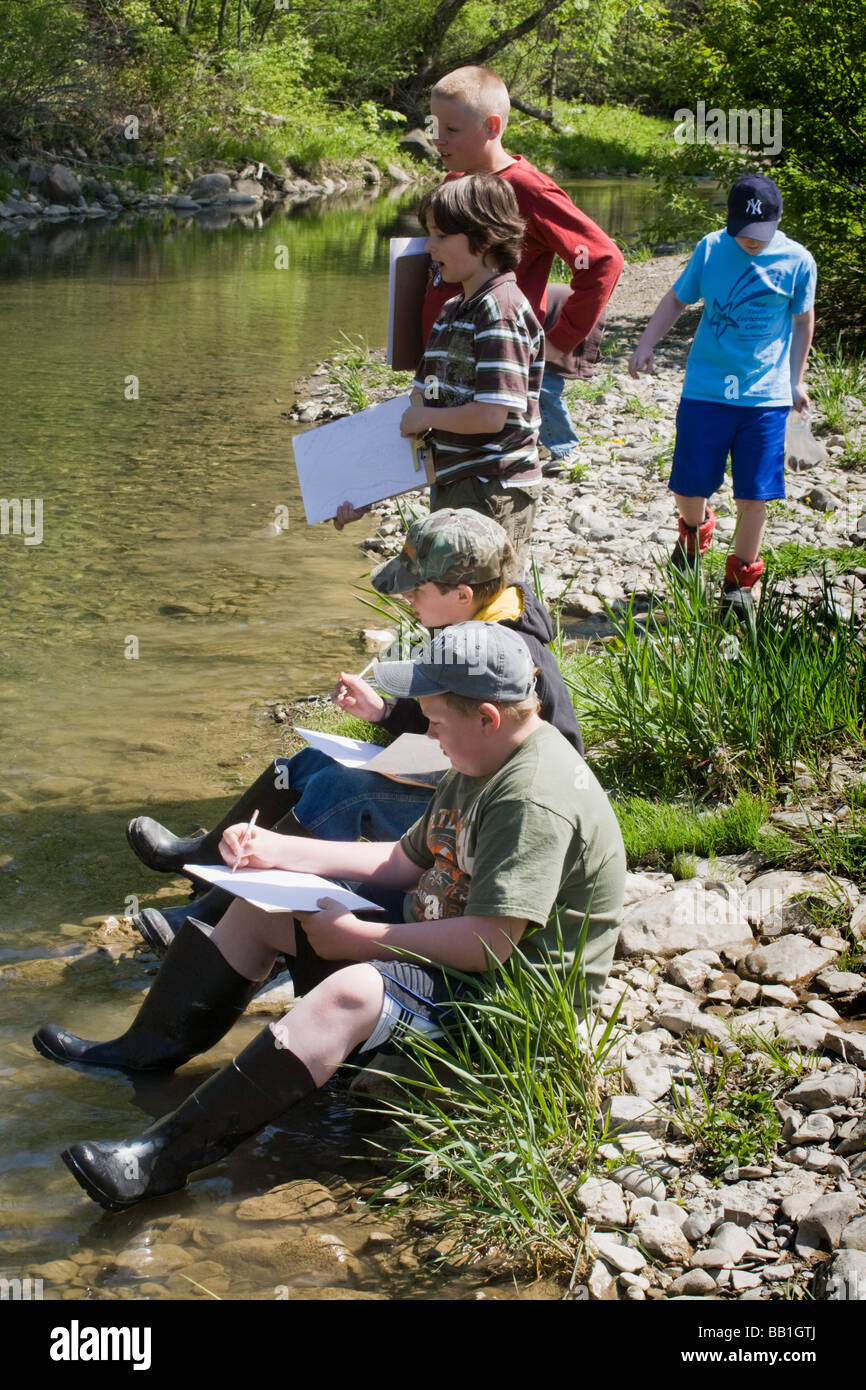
left=316, top=963, right=384, bottom=1015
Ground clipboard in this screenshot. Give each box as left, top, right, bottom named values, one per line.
left=292, top=395, right=436, bottom=525
left=387, top=236, right=429, bottom=371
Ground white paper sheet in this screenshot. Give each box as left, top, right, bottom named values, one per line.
left=292, top=395, right=432, bottom=525
left=293, top=726, right=382, bottom=768
left=185, top=863, right=384, bottom=914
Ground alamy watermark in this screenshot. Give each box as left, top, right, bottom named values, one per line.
left=1, top=497, right=43, bottom=545
left=674, top=101, right=782, bottom=156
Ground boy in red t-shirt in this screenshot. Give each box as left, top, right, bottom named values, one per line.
left=423, top=65, right=623, bottom=475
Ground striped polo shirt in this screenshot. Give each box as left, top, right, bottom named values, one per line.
left=413, top=271, right=543, bottom=488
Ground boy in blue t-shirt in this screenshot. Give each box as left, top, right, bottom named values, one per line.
left=629, top=174, right=816, bottom=615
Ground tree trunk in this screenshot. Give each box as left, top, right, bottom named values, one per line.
left=217, top=0, right=230, bottom=46
left=510, top=94, right=569, bottom=134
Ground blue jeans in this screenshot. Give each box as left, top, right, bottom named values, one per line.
left=288, top=747, right=434, bottom=842
left=539, top=369, right=580, bottom=458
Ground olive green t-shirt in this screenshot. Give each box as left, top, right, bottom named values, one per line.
left=400, top=722, right=626, bottom=1008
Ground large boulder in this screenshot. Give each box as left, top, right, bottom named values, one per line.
left=617, top=881, right=753, bottom=959
left=188, top=172, right=232, bottom=200
left=743, top=936, right=837, bottom=985
left=45, top=164, right=81, bottom=204
left=399, top=127, right=439, bottom=162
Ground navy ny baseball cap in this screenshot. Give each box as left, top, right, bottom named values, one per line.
left=726, top=174, right=783, bottom=241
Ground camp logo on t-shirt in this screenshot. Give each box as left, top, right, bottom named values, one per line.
left=705, top=262, right=787, bottom=341
left=408, top=803, right=478, bottom=922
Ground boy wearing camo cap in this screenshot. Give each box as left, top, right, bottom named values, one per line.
left=123, top=509, right=582, bottom=955
left=38, top=622, right=624, bottom=1212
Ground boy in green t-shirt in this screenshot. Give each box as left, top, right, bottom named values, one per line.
left=34, top=623, right=625, bottom=1213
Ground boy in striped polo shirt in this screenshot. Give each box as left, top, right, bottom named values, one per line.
left=398, top=174, right=544, bottom=559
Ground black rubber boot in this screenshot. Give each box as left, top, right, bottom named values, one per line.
left=32, top=920, right=261, bottom=1073
left=132, top=886, right=233, bottom=958
left=60, top=1028, right=317, bottom=1211
left=126, top=758, right=298, bottom=873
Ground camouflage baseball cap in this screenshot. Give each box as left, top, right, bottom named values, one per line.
left=371, top=509, right=510, bottom=595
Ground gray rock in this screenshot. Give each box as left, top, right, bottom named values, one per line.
left=721, top=1182, right=777, bottom=1226
left=587, top=1258, right=618, bottom=1300
left=618, top=882, right=753, bottom=959
left=836, top=1116, right=866, bottom=1156
left=690, top=1247, right=731, bottom=1269
left=45, top=164, right=81, bottom=204
left=760, top=983, right=798, bottom=1006
left=776, top=1013, right=831, bottom=1051
left=590, top=1233, right=647, bottom=1273
left=576, top=1177, right=628, bottom=1227
left=609, top=1165, right=666, bottom=1201
left=668, top=949, right=722, bottom=992
left=632, top=1214, right=692, bottom=1263
left=744, top=936, right=837, bottom=985
left=816, top=969, right=866, bottom=995
left=787, top=1070, right=858, bottom=1111
left=669, top=1268, right=717, bottom=1296
left=732, top=980, right=761, bottom=1005
left=841, top=1215, right=866, bottom=1252
left=682, top=1210, right=718, bottom=1244
left=167, top=195, right=201, bottom=210
left=795, top=1193, right=860, bottom=1254
left=815, top=1248, right=866, bottom=1299
left=804, top=485, right=839, bottom=512
left=398, top=127, right=439, bottom=162
left=652, top=1200, right=689, bottom=1228
left=710, top=1222, right=757, bottom=1263
left=601, top=1095, right=669, bottom=1139
left=741, top=870, right=857, bottom=925
left=188, top=172, right=232, bottom=199
left=655, top=998, right=733, bottom=1048
left=824, top=1030, right=866, bottom=1069
left=623, top=1056, right=673, bottom=1101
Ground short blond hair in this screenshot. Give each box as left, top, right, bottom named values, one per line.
left=431, top=66, right=510, bottom=132
left=439, top=686, right=540, bottom=724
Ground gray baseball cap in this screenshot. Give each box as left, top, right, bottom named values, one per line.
left=372, top=621, right=536, bottom=702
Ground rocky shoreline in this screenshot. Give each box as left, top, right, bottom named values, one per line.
left=0, top=153, right=425, bottom=234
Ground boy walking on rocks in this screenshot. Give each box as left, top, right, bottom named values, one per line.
left=628, top=174, right=816, bottom=616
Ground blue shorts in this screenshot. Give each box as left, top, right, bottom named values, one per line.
left=669, top=398, right=788, bottom=501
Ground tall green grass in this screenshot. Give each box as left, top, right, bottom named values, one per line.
left=811, top=334, right=866, bottom=434
left=363, top=927, right=622, bottom=1270
left=614, top=790, right=768, bottom=870
left=567, top=569, right=866, bottom=798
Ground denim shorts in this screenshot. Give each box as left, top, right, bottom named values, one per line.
left=669, top=397, right=789, bottom=501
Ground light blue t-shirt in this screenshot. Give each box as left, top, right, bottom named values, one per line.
left=673, top=230, right=817, bottom=407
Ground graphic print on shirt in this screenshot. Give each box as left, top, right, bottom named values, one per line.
left=408, top=800, right=479, bottom=922
left=706, top=263, right=787, bottom=342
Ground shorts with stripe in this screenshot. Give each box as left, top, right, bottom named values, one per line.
left=290, top=920, right=476, bottom=1058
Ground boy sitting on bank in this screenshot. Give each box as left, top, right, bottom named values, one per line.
left=125, top=508, right=582, bottom=954
left=338, top=173, right=545, bottom=559
left=628, top=174, right=816, bottom=616
left=35, top=623, right=625, bottom=1212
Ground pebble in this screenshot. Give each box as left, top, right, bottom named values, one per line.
left=632, top=1214, right=692, bottom=1263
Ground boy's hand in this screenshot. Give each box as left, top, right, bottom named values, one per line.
left=332, top=671, right=386, bottom=722
left=545, top=342, right=566, bottom=366
left=792, top=383, right=812, bottom=414
left=400, top=405, right=430, bottom=437
left=296, top=898, right=377, bottom=960
left=219, top=823, right=286, bottom=871
left=628, top=345, right=654, bottom=377
left=333, top=501, right=371, bottom=531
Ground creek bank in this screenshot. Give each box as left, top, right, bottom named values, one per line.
left=0, top=150, right=428, bottom=235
